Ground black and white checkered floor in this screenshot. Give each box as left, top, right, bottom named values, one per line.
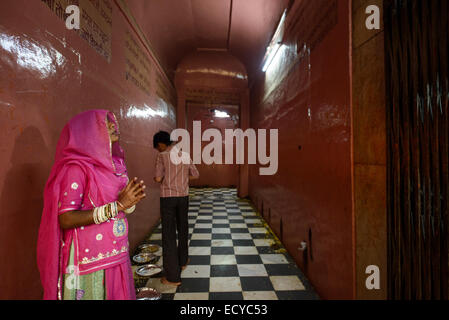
left=132, top=188, right=319, bottom=300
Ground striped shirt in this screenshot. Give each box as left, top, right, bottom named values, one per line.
left=155, top=144, right=199, bottom=197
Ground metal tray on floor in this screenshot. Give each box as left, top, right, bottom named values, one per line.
left=136, top=287, right=162, bottom=300
left=133, top=252, right=158, bottom=264
left=138, top=243, right=161, bottom=254
left=136, top=264, right=162, bottom=277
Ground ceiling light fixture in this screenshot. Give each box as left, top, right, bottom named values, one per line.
left=214, top=110, right=230, bottom=118
left=261, top=9, right=287, bottom=73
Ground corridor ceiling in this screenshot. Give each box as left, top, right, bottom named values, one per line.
left=127, top=0, right=290, bottom=83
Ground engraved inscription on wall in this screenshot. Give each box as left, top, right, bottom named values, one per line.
left=155, top=73, right=175, bottom=107
left=124, top=29, right=152, bottom=96
left=41, top=0, right=112, bottom=61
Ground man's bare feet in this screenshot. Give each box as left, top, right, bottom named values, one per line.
left=181, top=258, right=191, bottom=271
left=161, top=277, right=181, bottom=286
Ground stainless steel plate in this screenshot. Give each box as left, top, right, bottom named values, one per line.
left=138, top=243, right=161, bottom=254
left=136, top=264, right=162, bottom=277
left=133, top=252, right=158, bottom=264
left=136, top=287, right=161, bottom=300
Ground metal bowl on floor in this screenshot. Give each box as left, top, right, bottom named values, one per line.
left=136, top=287, right=162, bottom=300
left=138, top=243, right=161, bottom=254
left=133, top=252, right=158, bottom=264
left=136, top=264, right=163, bottom=277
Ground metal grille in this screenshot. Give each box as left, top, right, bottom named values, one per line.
left=385, top=0, right=449, bottom=299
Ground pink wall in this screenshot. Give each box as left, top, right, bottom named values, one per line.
left=249, top=0, right=354, bottom=299
left=0, top=0, right=175, bottom=299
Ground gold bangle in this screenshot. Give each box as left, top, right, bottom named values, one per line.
left=100, top=205, right=107, bottom=223
left=117, top=200, right=127, bottom=211
left=125, top=205, right=136, bottom=214
left=106, top=203, right=112, bottom=220
left=93, top=207, right=100, bottom=224
left=99, top=206, right=105, bottom=223
left=113, top=202, right=118, bottom=217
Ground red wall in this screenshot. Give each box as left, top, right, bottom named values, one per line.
left=0, top=0, right=175, bottom=299
left=174, top=51, right=249, bottom=190
left=186, top=103, right=240, bottom=187
left=249, top=0, right=354, bottom=299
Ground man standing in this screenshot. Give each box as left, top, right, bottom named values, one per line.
left=153, top=131, right=199, bottom=286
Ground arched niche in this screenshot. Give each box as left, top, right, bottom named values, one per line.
left=174, top=50, right=250, bottom=197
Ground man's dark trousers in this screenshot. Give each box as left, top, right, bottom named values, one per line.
left=160, top=196, right=189, bottom=282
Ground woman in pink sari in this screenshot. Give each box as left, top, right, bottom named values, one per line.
left=37, top=109, right=146, bottom=300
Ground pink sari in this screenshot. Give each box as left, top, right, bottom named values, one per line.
left=37, top=110, right=136, bottom=300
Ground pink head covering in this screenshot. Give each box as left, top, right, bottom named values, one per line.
left=37, top=109, right=126, bottom=300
